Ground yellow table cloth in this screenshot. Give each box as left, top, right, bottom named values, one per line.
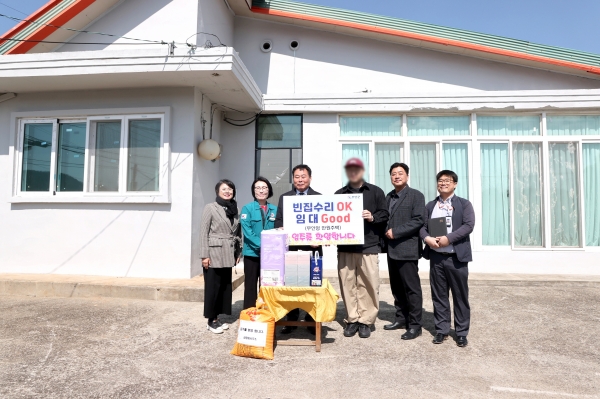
left=257, top=279, right=339, bottom=323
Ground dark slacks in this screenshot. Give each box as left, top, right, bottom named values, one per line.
left=203, top=267, right=232, bottom=319
left=429, top=251, right=470, bottom=336
left=387, top=257, right=423, bottom=329
left=243, top=256, right=261, bottom=309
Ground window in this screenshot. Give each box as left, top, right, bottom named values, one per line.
left=340, top=117, right=400, bottom=136
left=478, top=116, right=540, bottom=136
left=375, top=144, right=402, bottom=194
left=16, top=113, right=167, bottom=201
left=338, top=114, right=600, bottom=250
left=408, top=116, right=470, bottom=136
left=256, top=115, right=302, bottom=205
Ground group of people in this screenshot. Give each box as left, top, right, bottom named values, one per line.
left=199, top=158, right=475, bottom=348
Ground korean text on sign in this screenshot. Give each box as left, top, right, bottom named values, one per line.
left=283, top=194, right=364, bottom=246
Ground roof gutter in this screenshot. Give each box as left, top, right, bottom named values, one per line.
left=251, top=6, right=600, bottom=76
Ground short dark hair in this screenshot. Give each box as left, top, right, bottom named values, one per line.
left=292, top=164, right=312, bottom=177
left=215, top=179, right=236, bottom=198
left=436, top=170, right=458, bottom=183
left=389, top=162, right=409, bottom=175
left=251, top=176, right=273, bottom=199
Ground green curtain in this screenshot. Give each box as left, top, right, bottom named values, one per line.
left=478, top=116, right=540, bottom=136
left=512, top=143, right=543, bottom=246
left=549, top=143, right=580, bottom=246
left=480, top=144, right=510, bottom=245
left=410, top=143, right=437, bottom=202
left=408, top=116, right=469, bottom=136
left=341, top=144, right=369, bottom=184
left=442, top=143, right=469, bottom=199
left=375, top=144, right=402, bottom=195
left=583, top=143, right=600, bottom=246
left=547, top=115, right=600, bottom=136
left=340, top=117, right=401, bottom=136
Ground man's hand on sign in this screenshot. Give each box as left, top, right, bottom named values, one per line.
left=437, top=236, right=450, bottom=247
left=424, top=236, right=439, bottom=249
left=385, top=229, right=394, bottom=239
left=362, top=210, right=374, bottom=222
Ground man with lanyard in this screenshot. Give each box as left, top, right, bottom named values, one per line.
left=420, top=170, right=475, bottom=348
left=335, top=158, right=389, bottom=339
left=275, top=164, right=322, bottom=334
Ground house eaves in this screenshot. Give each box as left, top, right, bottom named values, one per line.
left=227, top=0, right=600, bottom=79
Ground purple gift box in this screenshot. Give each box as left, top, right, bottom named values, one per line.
left=260, top=230, right=288, bottom=286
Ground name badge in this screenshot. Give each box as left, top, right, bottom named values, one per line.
left=269, top=213, right=276, bottom=221
left=446, top=217, right=452, bottom=228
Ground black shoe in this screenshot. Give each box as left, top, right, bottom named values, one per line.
left=457, top=336, right=468, bottom=347
left=343, top=322, right=359, bottom=337
left=401, top=328, right=422, bottom=340
left=358, top=323, right=371, bottom=338
left=280, top=326, right=297, bottom=334
left=383, top=321, right=406, bottom=331
left=432, top=333, right=448, bottom=344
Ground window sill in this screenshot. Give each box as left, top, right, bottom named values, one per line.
left=10, top=195, right=171, bottom=204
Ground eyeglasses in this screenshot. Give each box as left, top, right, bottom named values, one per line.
left=254, top=186, right=269, bottom=192
left=437, top=179, right=455, bottom=184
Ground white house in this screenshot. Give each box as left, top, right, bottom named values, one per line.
left=1, top=0, right=599, bottom=278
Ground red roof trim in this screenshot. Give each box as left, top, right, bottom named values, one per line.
left=252, top=6, right=600, bottom=76
left=2, top=0, right=97, bottom=55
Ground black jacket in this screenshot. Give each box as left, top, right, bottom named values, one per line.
left=275, top=186, right=323, bottom=255
left=335, top=182, right=389, bottom=254
left=385, top=186, right=426, bottom=261
left=420, top=195, right=475, bottom=263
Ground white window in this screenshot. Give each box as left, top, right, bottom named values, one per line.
left=14, top=111, right=169, bottom=203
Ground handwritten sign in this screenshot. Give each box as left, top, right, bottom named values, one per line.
left=283, top=194, right=364, bottom=246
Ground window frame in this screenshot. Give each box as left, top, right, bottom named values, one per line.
left=337, top=112, right=600, bottom=253
left=11, top=107, right=171, bottom=204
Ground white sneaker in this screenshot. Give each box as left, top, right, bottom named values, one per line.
left=207, top=321, right=224, bottom=334
left=217, top=320, right=229, bottom=330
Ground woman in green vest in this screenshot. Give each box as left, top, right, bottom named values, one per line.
left=240, top=176, right=278, bottom=309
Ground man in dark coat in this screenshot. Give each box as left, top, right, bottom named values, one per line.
left=420, top=170, right=475, bottom=348
left=384, top=162, right=426, bottom=340
left=274, top=164, right=321, bottom=334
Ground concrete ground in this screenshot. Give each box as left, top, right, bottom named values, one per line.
left=1, top=279, right=599, bottom=399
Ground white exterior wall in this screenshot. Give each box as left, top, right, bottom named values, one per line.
left=234, top=17, right=600, bottom=95
left=58, top=0, right=234, bottom=53
left=0, top=87, right=218, bottom=279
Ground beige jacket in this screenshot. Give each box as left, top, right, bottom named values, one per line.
left=199, top=202, right=241, bottom=268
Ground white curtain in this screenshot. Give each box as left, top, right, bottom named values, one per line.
left=341, top=144, right=370, bottom=185
left=442, top=143, right=469, bottom=199
left=512, top=143, right=543, bottom=246
left=340, top=117, right=401, bottom=136
left=583, top=144, right=600, bottom=246
left=478, top=116, right=540, bottom=136
left=480, top=144, right=510, bottom=245
left=375, top=144, right=402, bottom=195
left=409, top=143, right=437, bottom=202
left=547, top=115, right=600, bottom=136
left=408, top=116, right=469, bottom=136
left=549, top=143, right=580, bottom=246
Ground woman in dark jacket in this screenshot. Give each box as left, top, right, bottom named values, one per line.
left=199, top=179, right=242, bottom=334
left=240, top=177, right=278, bottom=309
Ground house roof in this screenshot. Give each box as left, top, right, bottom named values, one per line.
left=2, top=0, right=600, bottom=79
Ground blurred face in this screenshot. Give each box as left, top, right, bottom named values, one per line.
left=218, top=183, right=234, bottom=200
left=390, top=167, right=408, bottom=190
left=437, top=175, right=457, bottom=196
left=254, top=181, right=269, bottom=201
left=345, top=166, right=364, bottom=184
left=293, top=168, right=312, bottom=191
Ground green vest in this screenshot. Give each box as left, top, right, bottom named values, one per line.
left=240, top=200, right=278, bottom=257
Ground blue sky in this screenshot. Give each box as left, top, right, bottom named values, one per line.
left=1, top=0, right=599, bottom=54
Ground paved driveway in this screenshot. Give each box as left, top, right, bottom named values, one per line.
left=1, top=280, right=599, bottom=398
